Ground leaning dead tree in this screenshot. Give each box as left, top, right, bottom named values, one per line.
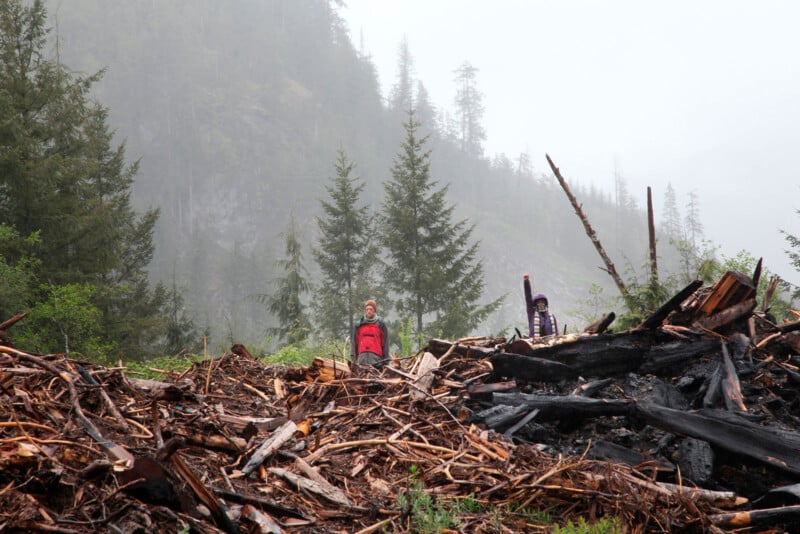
left=647, top=186, right=659, bottom=288
left=545, top=154, right=631, bottom=303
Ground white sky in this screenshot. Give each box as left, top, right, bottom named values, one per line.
left=342, top=0, right=800, bottom=287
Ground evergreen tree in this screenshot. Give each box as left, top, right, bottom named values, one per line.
left=684, top=189, right=704, bottom=249
left=452, top=61, right=486, bottom=157
left=389, top=36, right=414, bottom=112
left=163, top=274, right=199, bottom=355
left=256, top=216, right=311, bottom=345
left=312, top=149, right=380, bottom=338
left=382, top=110, right=500, bottom=338
left=781, top=207, right=800, bottom=300
left=662, top=183, right=682, bottom=239
left=414, top=81, right=438, bottom=139
left=0, top=0, right=167, bottom=358
left=0, top=225, right=40, bottom=321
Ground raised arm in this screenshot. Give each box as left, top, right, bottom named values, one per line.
left=523, top=274, right=535, bottom=334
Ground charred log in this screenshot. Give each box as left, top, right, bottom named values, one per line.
left=634, top=402, right=800, bottom=476
left=486, top=392, right=632, bottom=422
left=638, top=280, right=703, bottom=330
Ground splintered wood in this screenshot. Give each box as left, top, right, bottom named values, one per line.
left=0, top=340, right=719, bottom=533
left=4, top=266, right=800, bottom=533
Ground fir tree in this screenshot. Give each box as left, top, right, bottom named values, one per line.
left=382, top=110, right=500, bottom=338
left=684, top=189, right=704, bottom=249
left=389, top=36, right=414, bottom=113
left=781, top=207, right=800, bottom=300
left=452, top=61, right=486, bottom=157
left=662, top=183, right=682, bottom=239
left=312, top=149, right=380, bottom=338
left=256, top=216, right=311, bottom=345
left=0, top=0, right=167, bottom=358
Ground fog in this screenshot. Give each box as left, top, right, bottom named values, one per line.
left=344, top=0, right=800, bottom=287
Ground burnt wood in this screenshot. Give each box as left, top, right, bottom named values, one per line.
left=583, top=312, right=616, bottom=334
left=638, top=280, right=703, bottom=330
left=489, top=392, right=632, bottom=421
left=634, top=402, right=800, bottom=476
left=493, top=332, right=720, bottom=381
left=677, top=438, right=714, bottom=484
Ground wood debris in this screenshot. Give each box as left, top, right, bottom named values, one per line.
left=1, top=270, right=800, bottom=532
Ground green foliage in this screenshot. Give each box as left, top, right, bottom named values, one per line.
left=782, top=207, right=800, bottom=300
left=268, top=338, right=346, bottom=367
left=453, top=61, right=486, bottom=156
left=669, top=237, right=720, bottom=285
left=0, top=225, right=40, bottom=319
left=312, top=149, right=381, bottom=338
left=709, top=249, right=792, bottom=320
left=396, top=465, right=462, bottom=533
left=0, top=0, right=170, bottom=359
left=553, top=516, right=622, bottom=534
left=253, top=216, right=311, bottom=346
left=397, top=316, right=426, bottom=357
left=122, top=353, right=200, bottom=379
left=162, top=276, right=200, bottom=356
left=568, top=282, right=611, bottom=328
left=382, top=110, right=501, bottom=339
left=16, top=283, right=112, bottom=357
left=613, top=260, right=673, bottom=330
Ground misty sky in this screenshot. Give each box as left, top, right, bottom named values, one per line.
left=343, top=0, right=800, bottom=287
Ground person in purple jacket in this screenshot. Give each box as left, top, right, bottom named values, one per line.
left=523, top=274, right=558, bottom=338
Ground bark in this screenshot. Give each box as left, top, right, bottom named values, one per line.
left=638, top=280, right=703, bottom=330
left=647, top=186, right=658, bottom=287
left=546, top=153, right=630, bottom=302
left=634, top=402, right=800, bottom=476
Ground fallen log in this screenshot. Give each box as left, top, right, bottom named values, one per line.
left=638, top=337, right=720, bottom=374
left=469, top=403, right=533, bottom=430
left=710, top=504, right=800, bottom=529
left=571, top=378, right=615, bottom=397
left=638, top=280, right=703, bottom=330
left=693, top=298, right=757, bottom=331
left=240, top=420, right=298, bottom=476
left=269, top=467, right=352, bottom=508
left=486, top=392, right=632, bottom=422
left=425, top=338, right=497, bottom=359
left=587, top=439, right=674, bottom=472
left=489, top=352, right=576, bottom=382
left=720, top=339, right=746, bottom=413
left=634, top=402, right=800, bottom=476
left=493, top=331, right=720, bottom=381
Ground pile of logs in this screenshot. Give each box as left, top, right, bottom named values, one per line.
left=427, top=269, right=800, bottom=531
left=1, top=268, right=800, bottom=532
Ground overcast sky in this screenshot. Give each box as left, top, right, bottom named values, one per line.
left=342, top=0, right=800, bottom=287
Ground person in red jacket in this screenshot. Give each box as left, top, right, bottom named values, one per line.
left=523, top=274, right=558, bottom=338
left=351, top=299, right=389, bottom=367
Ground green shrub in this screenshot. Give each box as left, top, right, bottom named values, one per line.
left=396, top=465, right=462, bottom=533
left=553, top=516, right=622, bottom=534
left=268, top=337, right=349, bottom=367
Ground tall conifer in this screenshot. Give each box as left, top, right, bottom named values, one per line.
left=382, top=110, right=500, bottom=339
left=0, top=0, right=166, bottom=357
left=313, top=150, right=379, bottom=338
left=259, top=216, right=311, bottom=345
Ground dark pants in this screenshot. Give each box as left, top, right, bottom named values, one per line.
left=355, top=351, right=384, bottom=368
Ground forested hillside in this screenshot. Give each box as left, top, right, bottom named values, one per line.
left=41, top=0, right=682, bottom=353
